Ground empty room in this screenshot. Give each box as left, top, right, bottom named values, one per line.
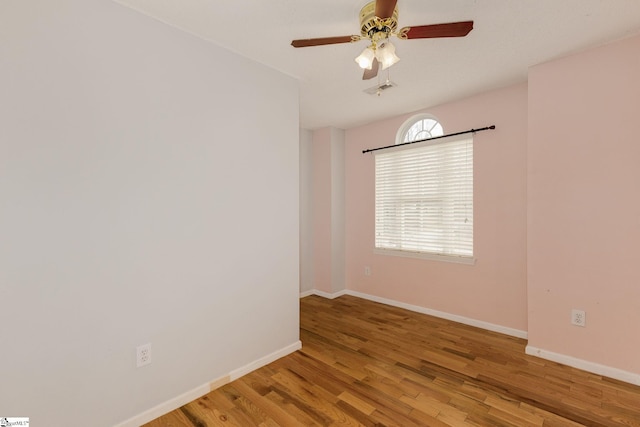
left=1, top=1, right=640, bottom=426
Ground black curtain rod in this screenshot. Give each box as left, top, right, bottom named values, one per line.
left=362, top=125, right=496, bottom=154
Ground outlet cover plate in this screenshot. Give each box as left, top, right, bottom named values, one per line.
left=137, top=343, right=152, bottom=367
left=571, top=309, right=586, bottom=327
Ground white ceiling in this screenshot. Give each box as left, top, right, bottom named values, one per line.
left=113, top=0, right=640, bottom=130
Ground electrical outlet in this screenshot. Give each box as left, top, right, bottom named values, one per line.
left=364, top=266, right=371, bottom=276
left=136, top=343, right=152, bottom=367
left=571, top=309, right=586, bottom=327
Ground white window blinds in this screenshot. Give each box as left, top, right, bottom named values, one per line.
left=375, top=134, right=473, bottom=260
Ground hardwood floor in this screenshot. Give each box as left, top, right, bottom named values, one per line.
left=145, top=295, right=640, bottom=426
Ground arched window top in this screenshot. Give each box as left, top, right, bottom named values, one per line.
left=396, top=114, right=444, bottom=145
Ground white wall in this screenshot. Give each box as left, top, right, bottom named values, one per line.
left=0, top=1, right=300, bottom=425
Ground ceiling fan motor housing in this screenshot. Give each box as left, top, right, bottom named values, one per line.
left=359, top=1, right=399, bottom=41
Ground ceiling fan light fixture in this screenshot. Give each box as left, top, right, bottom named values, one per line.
left=376, top=40, right=400, bottom=70
left=290, top=0, right=474, bottom=82
left=355, top=46, right=376, bottom=69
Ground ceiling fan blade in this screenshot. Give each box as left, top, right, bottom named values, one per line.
left=375, top=0, right=398, bottom=19
left=291, top=36, right=355, bottom=48
left=401, top=21, right=474, bottom=39
left=362, top=58, right=380, bottom=80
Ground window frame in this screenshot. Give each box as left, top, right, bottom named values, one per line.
left=375, top=118, right=475, bottom=265
left=396, top=113, right=445, bottom=146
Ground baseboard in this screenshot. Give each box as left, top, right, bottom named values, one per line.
left=114, top=340, right=302, bottom=427
left=525, top=345, right=640, bottom=386
left=299, top=289, right=315, bottom=298
left=300, top=289, right=348, bottom=300
left=346, top=290, right=528, bottom=339
left=229, top=341, right=302, bottom=381
left=300, top=288, right=527, bottom=339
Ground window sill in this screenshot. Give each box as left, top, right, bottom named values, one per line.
left=374, top=248, right=476, bottom=265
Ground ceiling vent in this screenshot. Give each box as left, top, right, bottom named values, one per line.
left=364, top=80, right=397, bottom=96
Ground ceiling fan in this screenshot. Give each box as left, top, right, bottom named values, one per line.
left=291, top=0, right=473, bottom=80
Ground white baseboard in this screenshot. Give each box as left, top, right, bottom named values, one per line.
left=346, top=290, right=528, bottom=339
left=229, top=341, right=302, bottom=381
left=300, top=288, right=527, bottom=339
left=300, top=289, right=348, bottom=299
left=525, top=345, right=640, bottom=386
left=299, top=289, right=315, bottom=298
left=114, top=340, right=302, bottom=427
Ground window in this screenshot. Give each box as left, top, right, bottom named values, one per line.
left=375, top=117, right=473, bottom=263
left=396, top=114, right=444, bottom=145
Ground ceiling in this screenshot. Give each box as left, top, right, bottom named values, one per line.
left=113, top=0, right=640, bottom=130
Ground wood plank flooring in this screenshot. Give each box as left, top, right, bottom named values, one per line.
left=145, top=295, right=640, bottom=426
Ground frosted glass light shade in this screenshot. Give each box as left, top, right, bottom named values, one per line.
left=355, top=47, right=376, bottom=69
left=376, top=41, right=400, bottom=70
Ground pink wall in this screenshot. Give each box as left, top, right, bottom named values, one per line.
left=312, top=128, right=333, bottom=293
left=344, top=83, right=529, bottom=332
left=528, top=33, right=640, bottom=373
left=310, top=31, right=640, bottom=381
